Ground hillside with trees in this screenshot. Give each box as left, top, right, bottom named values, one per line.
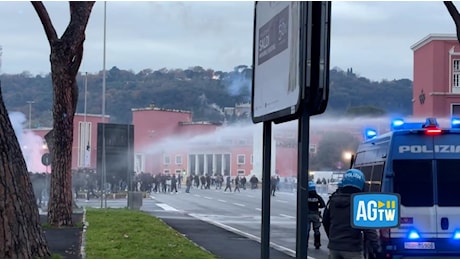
left=0, top=65, right=412, bottom=127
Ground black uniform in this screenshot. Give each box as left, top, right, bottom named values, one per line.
left=307, top=190, right=326, bottom=249
left=322, top=186, right=382, bottom=258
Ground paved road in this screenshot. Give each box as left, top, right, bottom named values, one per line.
left=76, top=187, right=331, bottom=259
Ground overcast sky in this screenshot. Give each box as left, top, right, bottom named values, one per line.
left=0, top=1, right=458, bottom=82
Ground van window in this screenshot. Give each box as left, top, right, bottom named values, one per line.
left=393, top=159, right=433, bottom=207
left=437, top=159, right=460, bottom=206
left=360, top=166, right=372, bottom=192
left=370, top=164, right=384, bottom=192
left=359, top=164, right=383, bottom=192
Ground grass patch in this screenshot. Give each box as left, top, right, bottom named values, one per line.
left=50, top=253, right=63, bottom=258
left=85, top=208, right=216, bottom=259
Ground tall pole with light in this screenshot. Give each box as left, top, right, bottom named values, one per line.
left=27, top=100, right=35, bottom=129
left=84, top=72, right=91, bottom=168
left=100, top=1, right=107, bottom=209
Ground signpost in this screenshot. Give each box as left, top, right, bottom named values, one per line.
left=251, top=2, right=331, bottom=259
left=41, top=153, right=51, bottom=166
left=252, top=2, right=301, bottom=124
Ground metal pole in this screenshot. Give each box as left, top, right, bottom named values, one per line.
left=296, top=3, right=310, bottom=257
left=84, top=72, right=88, bottom=123
left=261, top=121, right=272, bottom=258
left=27, top=100, right=35, bottom=129
left=100, top=1, right=107, bottom=209
left=296, top=104, right=310, bottom=258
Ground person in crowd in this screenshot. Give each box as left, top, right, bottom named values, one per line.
left=185, top=175, right=192, bottom=193
left=205, top=174, right=211, bottom=189
left=170, top=174, right=178, bottom=193
left=200, top=174, right=206, bottom=189
left=270, top=176, right=277, bottom=196
left=240, top=175, right=247, bottom=190
left=276, top=175, right=280, bottom=191
left=250, top=175, right=259, bottom=190
left=194, top=174, right=200, bottom=189
left=234, top=175, right=240, bottom=192
left=224, top=175, right=232, bottom=192
left=177, top=173, right=182, bottom=189
left=322, top=169, right=382, bottom=259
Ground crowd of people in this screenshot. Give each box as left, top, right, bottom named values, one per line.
left=30, top=167, right=382, bottom=258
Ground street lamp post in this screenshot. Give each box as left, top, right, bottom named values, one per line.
left=100, top=1, right=107, bottom=209
left=26, top=101, right=35, bottom=129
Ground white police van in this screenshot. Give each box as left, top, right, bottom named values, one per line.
left=351, top=118, right=460, bottom=258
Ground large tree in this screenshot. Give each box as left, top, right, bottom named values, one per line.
left=0, top=82, right=50, bottom=258
left=32, top=1, right=95, bottom=226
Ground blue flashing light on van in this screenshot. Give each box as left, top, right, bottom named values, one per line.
left=351, top=117, right=460, bottom=258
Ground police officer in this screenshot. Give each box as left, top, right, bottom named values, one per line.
left=307, top=181, right=326, bottom=249
left=322, top=169, right=382, bottom=258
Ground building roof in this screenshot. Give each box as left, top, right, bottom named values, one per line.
left=75, top=113, right=110, bottom=118
left=131, top=104, right=191, bottom=114
left=410, top=33, right=457, bottom=51
left=179, top=121, right=222, bottom=126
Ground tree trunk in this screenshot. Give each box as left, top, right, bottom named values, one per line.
left=0, top=82, right=50, bottom=258
left=47, top=58, right=77, bottom=226
left=31, top=1, right=95, bottom=227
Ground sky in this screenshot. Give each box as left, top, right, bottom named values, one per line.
left=0, top=1, right=459, bottom=82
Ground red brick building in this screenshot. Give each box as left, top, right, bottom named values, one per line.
left=411, top=34, right=460, bottom=117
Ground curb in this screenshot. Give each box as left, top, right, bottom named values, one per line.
left=80, top=207, right=89, bottom=259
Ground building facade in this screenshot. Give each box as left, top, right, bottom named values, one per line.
left=30, top=113, right=108, bottom=171
left=411, top=34, right=460, bottom=118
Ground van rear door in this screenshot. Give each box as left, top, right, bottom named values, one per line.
left=433, top=134, right=460, bottom=252
left=391, top=134, right=437, bottom=249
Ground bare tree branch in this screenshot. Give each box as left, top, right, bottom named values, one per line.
left=31, top=2, right=58, bottom=43
left=64, top=2, right=95, bottom=76
left=445, top=1, right=460, bottom=43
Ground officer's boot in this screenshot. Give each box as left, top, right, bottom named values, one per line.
left=314, top=233, right=321, bottom=249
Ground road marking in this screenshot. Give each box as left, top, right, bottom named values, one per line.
left=189, top=213, right=314, bottom=259
left=246, top=195, right=255, bottom=198
left=204, top=196, right=212, bottom=200
left=233, top=203, right=245, bottom=207
left=156, top=203, right=178, bottom=212
left=194, top=194, right=201, bottom=197
left=218, top=199, right=227, bottom=203
left=276, top=200, right=288, bottom=203
left=255, top=208, right=261, bottom=211
left=280, top=214, right=295, bottom=219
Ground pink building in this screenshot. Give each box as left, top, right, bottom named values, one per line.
left=31, top=113, right=108, bottom=171
left=411, top=34, right=460, bottom=117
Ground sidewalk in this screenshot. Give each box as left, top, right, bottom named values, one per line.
left=41, top=208, right=294, bottom=259
left=149, top=211, right=294, bottom=259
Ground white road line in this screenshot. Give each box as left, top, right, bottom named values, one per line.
left=232, top=203, right=245, bottom=207
left=204, top=196, right=212, bottom=200
left=280, top=214, right=295, bottom=219
left=218, top=199, right=227, bottom=203
left=188, top=213, right=314, bottom=259
left=276, top=200, right=288, bottom=203
left=156, top=203, right=178, bottom=212
left=255, top=208, right=262, bottom=211
left=193, top=194, right=201, bottom=197
left=246, top=195, right=255, bottom=198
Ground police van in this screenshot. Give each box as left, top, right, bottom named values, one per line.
left=351, top=117, right=460, bottom=258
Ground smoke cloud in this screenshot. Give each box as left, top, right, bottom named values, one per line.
left=10, top=111, right=47, bottom=173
